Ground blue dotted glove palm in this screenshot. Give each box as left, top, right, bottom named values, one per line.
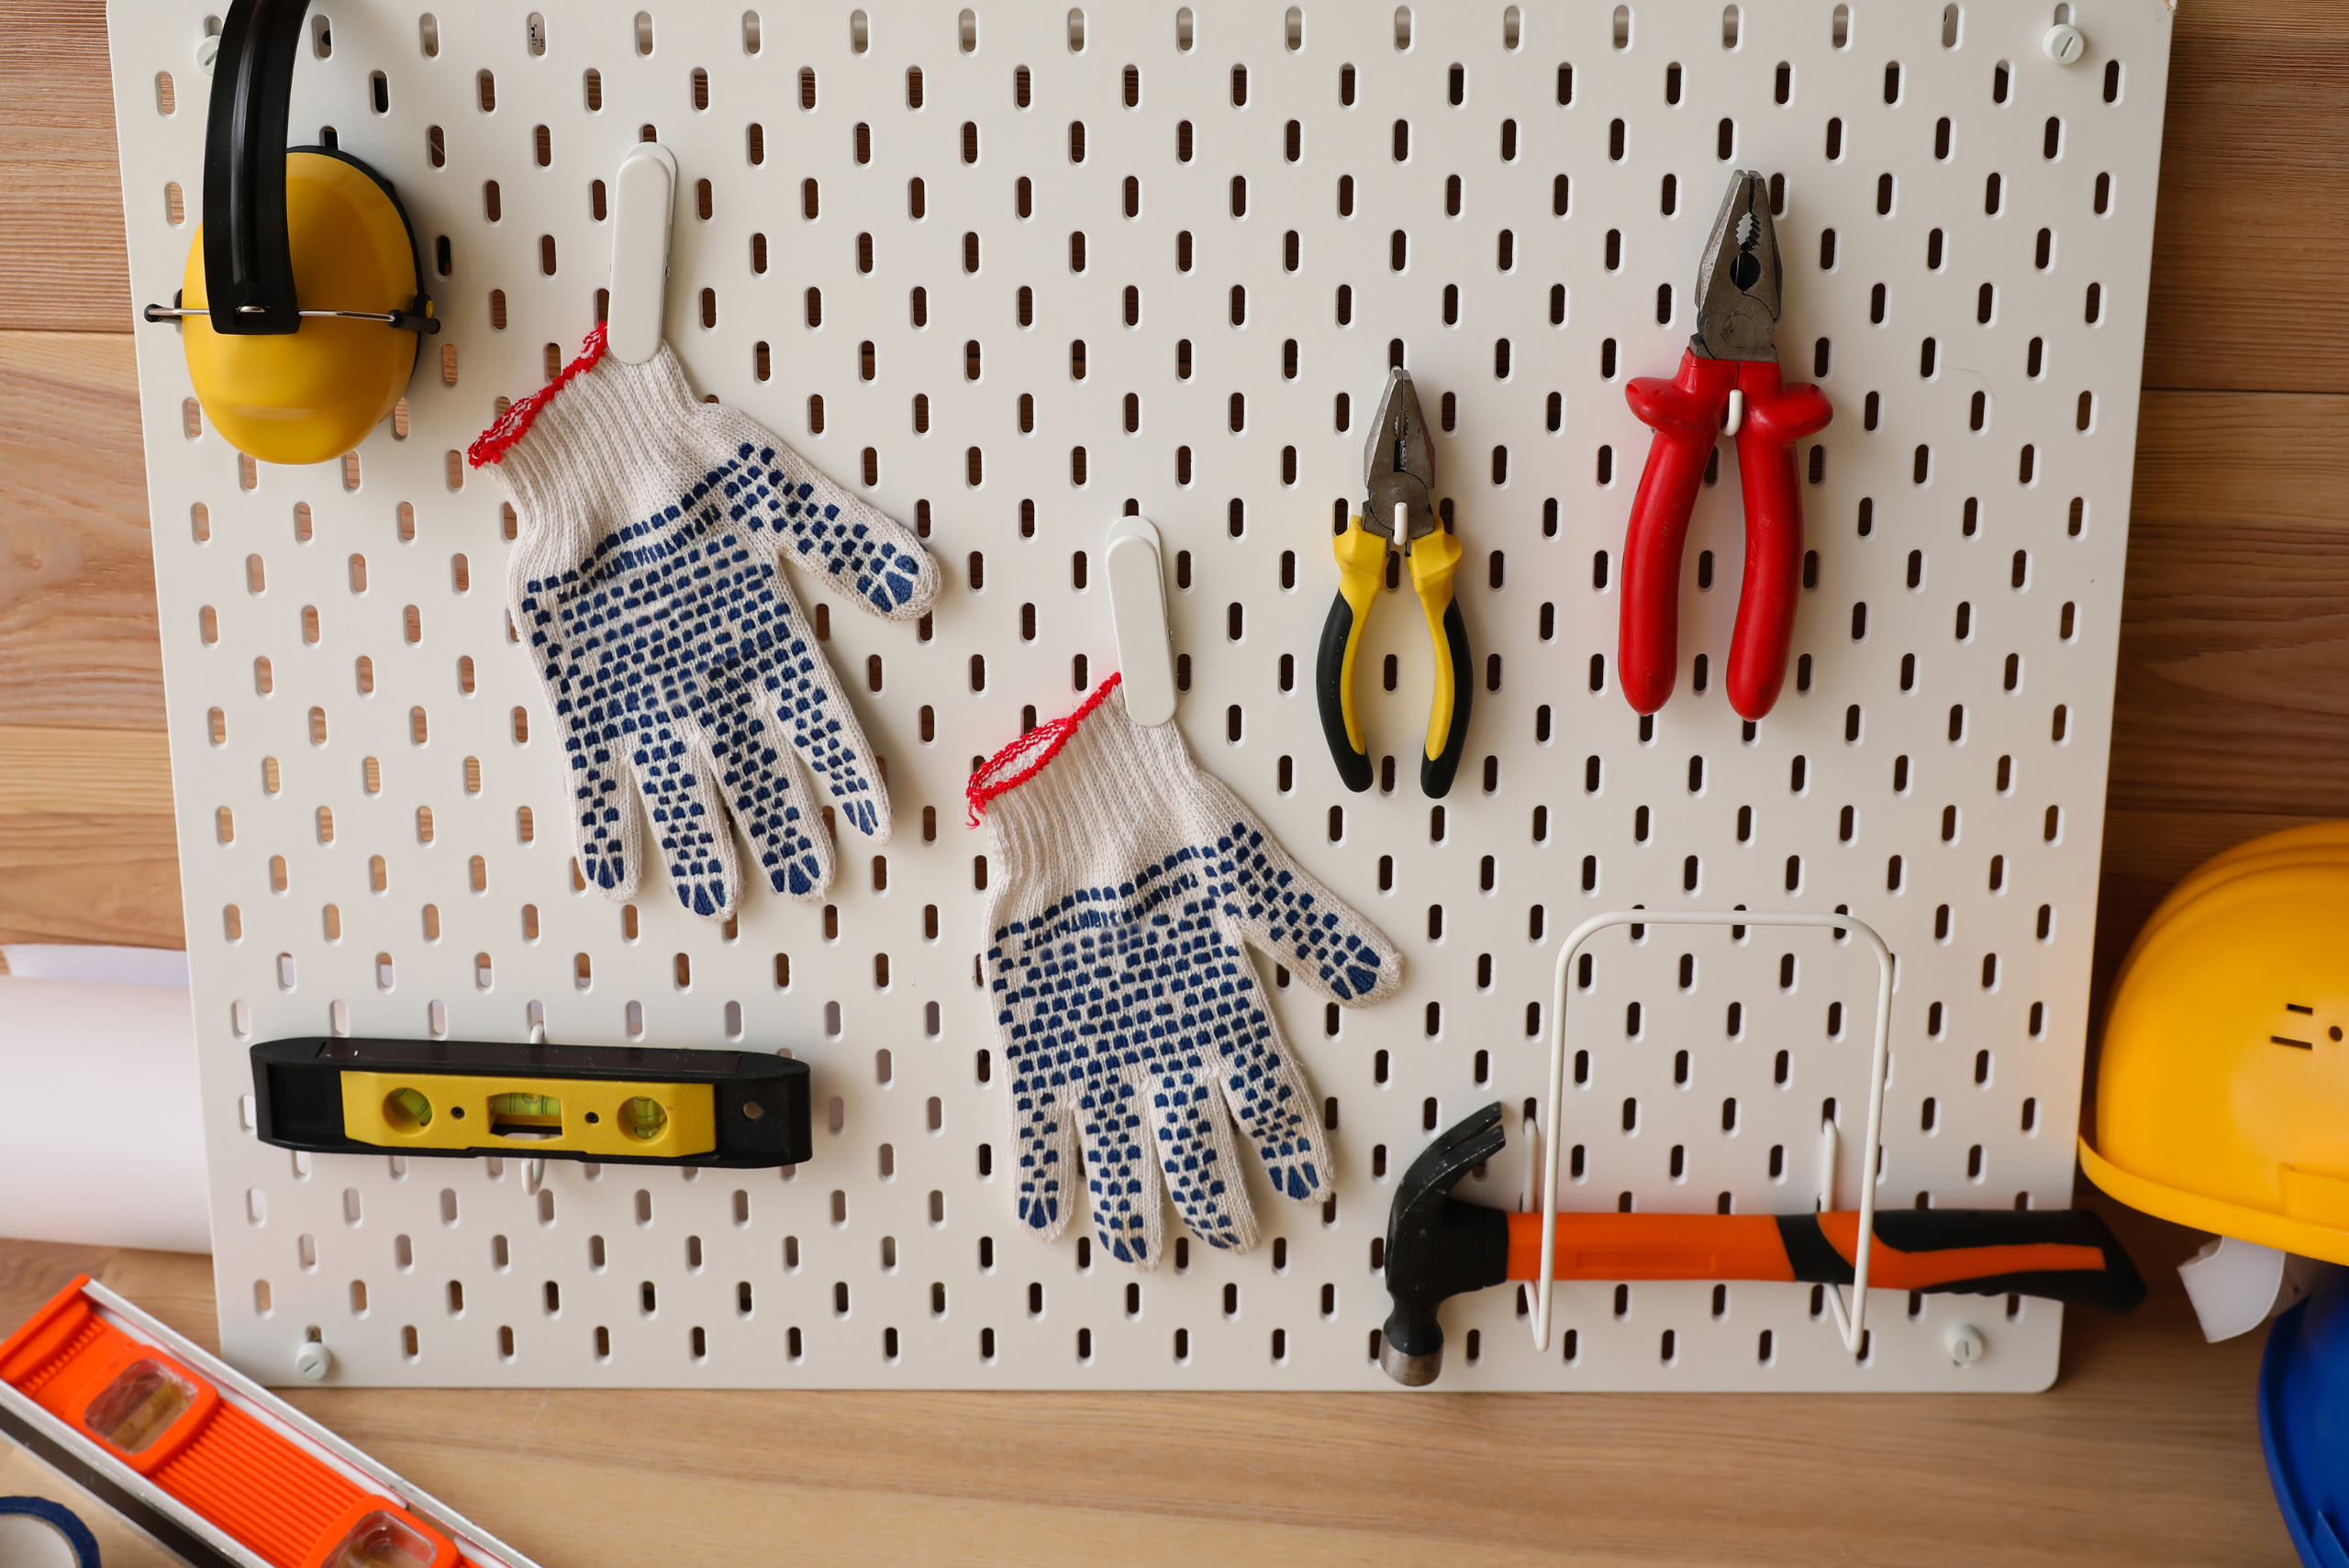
left=472, top=329, right=938, bottom=917
left=970, top=674, right=1404, bottom=1268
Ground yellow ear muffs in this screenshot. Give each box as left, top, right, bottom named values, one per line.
left=179, top=149, right=426, bottom=465
left=148, top=0, right=434, bottom=468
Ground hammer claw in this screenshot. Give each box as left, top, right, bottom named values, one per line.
left=1409, top=1100, right=1508, bottom=1193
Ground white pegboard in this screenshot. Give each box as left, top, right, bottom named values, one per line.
left=107, top=0, right=2172, bottom=1388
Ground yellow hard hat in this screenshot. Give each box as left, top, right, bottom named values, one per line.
left=2111, top=836, right=2349, bottom=999
left=148, top=0, right=434, bottom=467
left=2123, top=821, right=2349, bottom=981
left=2082, top=837, right=2349, bottom=1265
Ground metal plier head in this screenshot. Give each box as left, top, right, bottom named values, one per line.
left=1362, top=367, right=1438, bottom=548
left=1691, top=169, right=1785, bottom=363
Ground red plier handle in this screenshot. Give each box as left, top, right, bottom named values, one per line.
left=1619, top=350, right=1832, bottom=720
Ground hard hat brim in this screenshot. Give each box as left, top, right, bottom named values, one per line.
left=2079, top=1137, right=2349, bottom=1267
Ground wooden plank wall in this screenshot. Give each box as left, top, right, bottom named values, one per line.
left=6, top=0, right=2346, bottom=1025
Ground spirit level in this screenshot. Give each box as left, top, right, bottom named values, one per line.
left=251, top=1036, right=812, bottom=1168
left=0, top=1274, right=540, bottom=1568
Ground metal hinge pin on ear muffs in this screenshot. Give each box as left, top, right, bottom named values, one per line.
left=143, top=302, right=441, bottom=333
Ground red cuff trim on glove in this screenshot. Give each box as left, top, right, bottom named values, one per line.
left=965, top=671, right=1124, bottom=826
left=466, top=322, right=611, bottom=468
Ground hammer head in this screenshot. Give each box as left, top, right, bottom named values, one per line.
left=1380, top=1101, right=1514, bottom=1386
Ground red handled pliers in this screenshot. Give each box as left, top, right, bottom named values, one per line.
left=1620, top=171, right=1832, bottom=721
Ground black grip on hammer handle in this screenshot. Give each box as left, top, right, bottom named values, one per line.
left=1774, top=1207, right=2148, bottom=1315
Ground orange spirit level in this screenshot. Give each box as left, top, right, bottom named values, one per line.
left=0, top=1275, right=540, bottom=1568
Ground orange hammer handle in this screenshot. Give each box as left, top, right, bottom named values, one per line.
left=1506, top=1211, right=1795, bottom=1282
left=1501, top=1208, right=2140, bottom=1311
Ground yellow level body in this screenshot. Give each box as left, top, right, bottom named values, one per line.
left=337, top=1072, right=717, bottom=1158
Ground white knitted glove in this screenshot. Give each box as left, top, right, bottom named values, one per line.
left=969, top=674, right=1404, bottom=1268
left=469, top=327, right=938, bottom=917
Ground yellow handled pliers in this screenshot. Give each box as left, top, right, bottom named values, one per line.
left=1315, top=368, right=1472, bottom=798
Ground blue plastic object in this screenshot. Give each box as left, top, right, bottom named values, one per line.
left=2260, top=1272, right=2349, bottom=1568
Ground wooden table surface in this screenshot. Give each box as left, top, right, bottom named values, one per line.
left=0, top=1, right=2338, bottom=1562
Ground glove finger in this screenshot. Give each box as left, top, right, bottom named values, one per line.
left=991, top=893, right=1170, bottom=1268
left=640, top=482, right=891, bottom=846
left=632, top=720, right=742, bottom=919
left=764, top=612, right=894, bottom=842
left=1207, top=944, right=1329, bottom=1206
left=542, top=642, right=646, bottom=901
left=1083, top=1070, right=1166, bottom=1270
left=709, top=681, right=835, bottom=900
left=1151, top=1054, right=1261, bottom=1255
left=710, top=424, right=940, bottom=621
left=1010, top=1050, right=1083, bottom=1243
left=1197, top=773, right=1404, bottom=1006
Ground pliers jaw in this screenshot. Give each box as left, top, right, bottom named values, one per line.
left=1690, top=169, right=1784, bottom=363
left=1362, top=366, right=1439, bottom=551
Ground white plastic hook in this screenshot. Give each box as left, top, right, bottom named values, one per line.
left=1519, top=1101, right=1543, bottom=1213
left=524, top=1020, right=550, bottom=1196
left=1816, top=1115, right=1867, bottom=1347
left=607, top=142, right=678, bottom=365
left=1818, top=1113, right=1840, bottom=1213
left=1105, top=515, right=1177, bottom=726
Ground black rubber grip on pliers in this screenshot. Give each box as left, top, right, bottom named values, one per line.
left=1316, top=590, right=1374, bottom=794
left=1421, top=594, right=1473, bottom=799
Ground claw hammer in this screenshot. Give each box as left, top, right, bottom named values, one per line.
left=1378, top=1103, right=2147, bottom=1386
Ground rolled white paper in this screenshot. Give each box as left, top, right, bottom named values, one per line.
left=2, top=943, right=191, bottom=989
left=0, top=974, right=209, bottom=1253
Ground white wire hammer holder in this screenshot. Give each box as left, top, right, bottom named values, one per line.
left=1534, top=909, right=1894, bottom=1358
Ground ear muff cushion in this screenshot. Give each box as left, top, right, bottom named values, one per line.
left=182, top=150, right=425, bottom=466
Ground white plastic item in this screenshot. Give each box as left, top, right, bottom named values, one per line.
left=0, top=976, right=208, bottom=1253
left=2176, top=1236, right=2344, bottom=1343
left=0, top=944, right=189, bottom=989
left=1104, top=515, right=1178, bottom=725
left=106, top=0, right=2174, bottom=1390
left=605, top=141, right=677, bottom=365
left=2177, top=1236, right=2288, bottom=1342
